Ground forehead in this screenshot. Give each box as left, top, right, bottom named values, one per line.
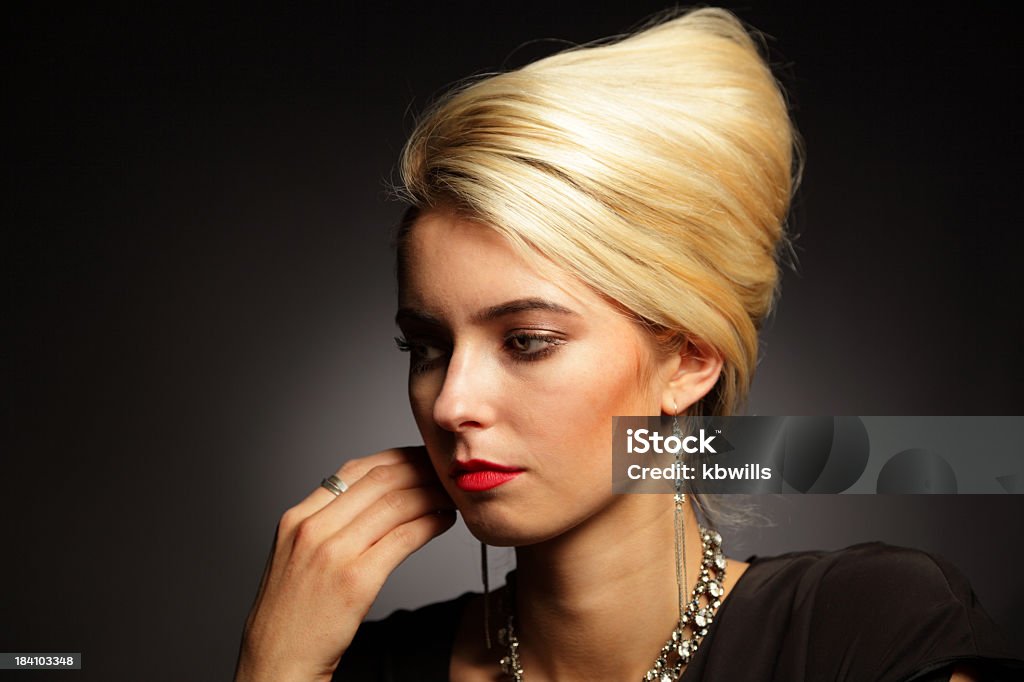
left=399, top=207, right=594, bottom=313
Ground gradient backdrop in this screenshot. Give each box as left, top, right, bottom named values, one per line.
left=6, top=2, right=1023, bottom=680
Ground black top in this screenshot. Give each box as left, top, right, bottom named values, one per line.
left=334, top=542, right=1023, bottom=681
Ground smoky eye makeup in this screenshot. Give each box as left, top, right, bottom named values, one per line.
left=394, top=335, right=448, bottom=374
left=503, top=331, right=567, bottom=363
left=394, top=327, right=569, bottom=375
left=393, top=298, right=579, bottom=374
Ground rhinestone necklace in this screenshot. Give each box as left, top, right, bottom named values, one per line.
left=498, top=526, right=726, bottom=682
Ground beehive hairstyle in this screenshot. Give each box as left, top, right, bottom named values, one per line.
left=397, top=7, right=800, bottom=417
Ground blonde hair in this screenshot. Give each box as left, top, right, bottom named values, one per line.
left=397, top=7, right=799, bottom=417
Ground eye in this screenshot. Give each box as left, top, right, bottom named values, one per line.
left=505, top=332, right=564, bottom=361
left=395, top=336, right=448, bottom=372
left=508, top=335, right=547, bottom=353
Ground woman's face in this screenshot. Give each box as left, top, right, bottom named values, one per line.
left=397, top=206, right=673, bottom=546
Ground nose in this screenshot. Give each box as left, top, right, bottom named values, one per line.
left=432, top=344, right=497, bottom=432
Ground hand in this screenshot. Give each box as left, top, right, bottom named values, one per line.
left=234, top=447, right=457, bottom=682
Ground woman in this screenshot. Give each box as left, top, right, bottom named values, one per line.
left=234, top=8, right=1020, bottom=681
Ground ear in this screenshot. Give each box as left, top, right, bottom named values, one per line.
left=659, top=339, right=724, bottom=415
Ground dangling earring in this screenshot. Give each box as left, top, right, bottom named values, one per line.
left=672, top=401, right=688, bottom=646
left=481, top=541, right=492, bottom=649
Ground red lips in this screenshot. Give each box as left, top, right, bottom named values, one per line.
left=450, top=459, right=524, bottom=492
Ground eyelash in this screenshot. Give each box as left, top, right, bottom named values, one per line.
left=504, top=332, right=564, bottom=363
left=394, top=337, right=437, bottom=375
left=394, top=332, right=564, bottom=373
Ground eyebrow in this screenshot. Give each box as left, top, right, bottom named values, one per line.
left=395, top=298, right=579, bottom=327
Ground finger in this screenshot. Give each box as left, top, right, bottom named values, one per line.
left=336, top=446, right=431, bottom=490
left=292, top=447, right=432, bottom=519
left=359, top=509, right=459, bottom=582
left=319, top=456, right=445, bottom=519
left=284, top=459, right=444, bottom=550
left=341, top=485, right=457, bottom=554
left=322, top=446, right=428, bottom=503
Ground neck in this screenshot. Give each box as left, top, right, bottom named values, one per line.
left=508, top=495, right=705, bottom=682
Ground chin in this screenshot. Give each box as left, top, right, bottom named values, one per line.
left=458, top=503, right=577, bottom=548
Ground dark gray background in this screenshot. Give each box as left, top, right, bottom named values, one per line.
left=5, top=2, right=1022, bottom=680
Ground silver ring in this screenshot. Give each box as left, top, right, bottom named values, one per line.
left=321, top=474, right=349, bottom=496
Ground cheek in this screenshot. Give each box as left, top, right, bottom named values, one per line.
left=408, top=376, right=441, bottom=437
left=585, top=339, right=654, bottom=408
left=408, top=377, right=455, bottom=477
left=524, top=344, right=652, bottom=446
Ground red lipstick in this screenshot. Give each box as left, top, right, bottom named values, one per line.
left=450, top=459, right=524, bottom=492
